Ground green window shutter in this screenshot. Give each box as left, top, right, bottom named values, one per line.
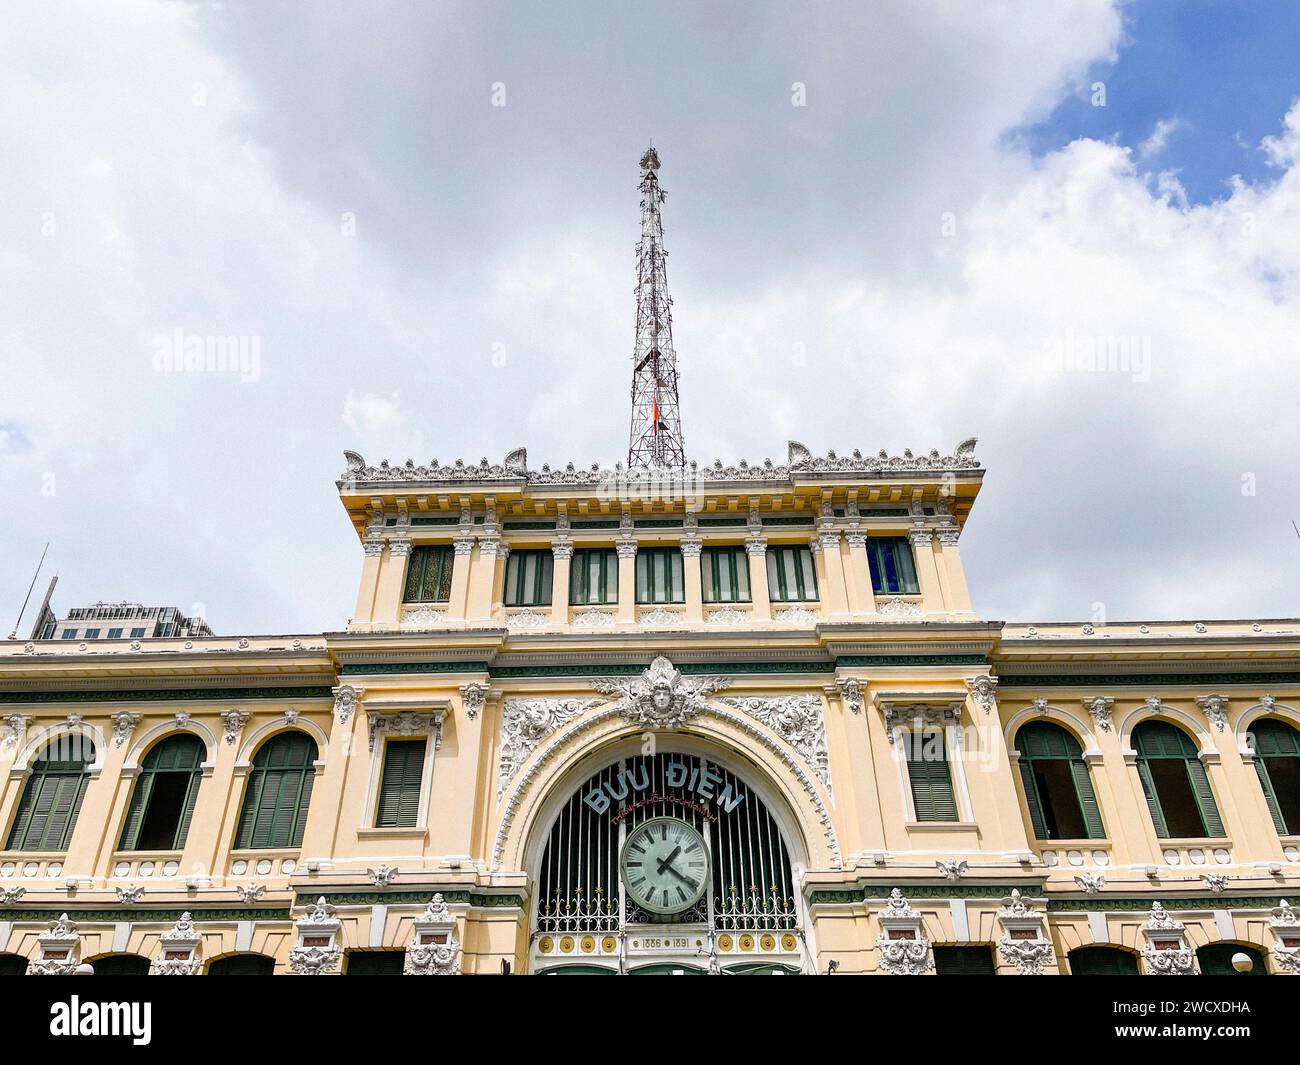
left=1069, top=759, right=1106, bottom=839
left=118, top=772, right=156, bottom=851
left=234, top=769, right=265, bottom=849
left=47, top=772, right=89, bottom=851
left=1184, top=758, right=1225, bottom=837
left=1253, top=759, right=1288, bottom=835
left=172, top=769, right=203, bottom=849
left=1135, top=759, right=1169, bottom=837
left=235, top=732, right=318, bottom=850
left=376, top=739, right=427, bottom=828
left=404, top=546, right=454, bottom=603
left=907, top=733, right=958, bottom=822
left=5, top=772, right=41, bottom=849
left=933, top=946, right=996, bottom=975
left=1017, top=758, right=1049, bottom=839
left=1069, top=947, right=1139, bottom=976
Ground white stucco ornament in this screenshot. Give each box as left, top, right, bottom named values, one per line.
left=592, top=655, right=730, bottom=730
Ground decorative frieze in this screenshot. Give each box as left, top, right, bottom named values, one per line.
left=497, top=697, right=603, bottom=798
left=639, top=608, right=685, bottom=628
left=774, top=606, right=818, bottom=625
left=877, top=596, right=922, bottom=618
left=505, top=610, right=549, bottom=631
left=571, top=609, right=616, bottom=627
left=996, top=889, right=1054, bottom=975
left=706, top=606, right=750, bottom=626
left=366, top=710, right=444, bottom=753
left=878, top=699, right=963, bottom=743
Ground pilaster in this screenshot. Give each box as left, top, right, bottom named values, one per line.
left=550, top=543, right=572, bottom=626
left=681, top=539, right=704, bottom=623
left=616, top=541, right=637, bottom=624
left=746, top=538, right=771, bottom=622
left=908, top=530, right=944, bottom=614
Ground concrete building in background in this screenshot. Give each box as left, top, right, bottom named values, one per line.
left=30, top=602, right=214, bottom=642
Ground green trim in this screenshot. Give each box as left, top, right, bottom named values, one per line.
left=0, top=907, right=290, bottom=922
left=340, top=661, right=492, bottom=676
left=808, top=886, right=1292, bottom=910
left=697, top=517, right=748, bottom=527
left=410, top=516, right=461, bottom=526
left=293, top=890, right=524, bottom=908
left=997, top=671, right=1300, bottom=688
left=0, top=686, right=332, bottom=704
left=633, top=518, right=684, bottom=529
left=809, top=884, right=1034, bottom=905
left=762, top=515, right=815, bottom=527
left=838, top=654, right=989, bottom=667
left=570, top=519, right=619, bottom=530
left=502, top=520, right=556, bottom=531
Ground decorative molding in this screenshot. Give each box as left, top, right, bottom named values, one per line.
left=28, top=913, right=81, bottom=976
left=639, top=608, right=685, bottom=628
left=367, top=864, right=398, bottom=888
left=115, top=885, right=145, bottom=905
left=705, top=606, right=750, bottom=626
left=505, top=611, right=549, bottom=631
left=877, top=596, right=922, bottom=618
left=366, top=710, right=444, bottom=754
left=1200, top=874, right=1229, bottom=894
left=774, top=606, right=817, bottom=625
left=3, top=713, right=32, bottom=748
left=110, top=711, right=141, bottom=748
left=401, top=604, right=450, bottom=628
left=220, top=709, right=251, bottom=745
left=570, top=609, right=616, bottom=628
left=0, top=886, right=27, bottom=904
left=289, top=896, right=342, bottom=976
left=1073, top=874, right=1105, bottom=895
left=837, top=676, right=864, bottom=715
left=497, top=697, right=603, bottom=799
left=150, top=911, right=202, bottom=975
left=593, top=656, right=731, bottom=731
left=937, top=860, right=968, bottom=881
left=966, top=676, right=998, bottom=716
left=460, top=683, right=489, bottom=720
left=404, top=893, right=461, bottom=975
left=332, top=684, right=362, bottom=725
left=235, top=884, right=266, bottom=903
left=718, top=694, right=830, bottom=789
left=878, top=699, right=963, bottom=743
left=875, top=889, right=932, bottom=975
left=1083, top=696, right=1114, bottom=733
left=1196, top=694, right=1230, bottom=732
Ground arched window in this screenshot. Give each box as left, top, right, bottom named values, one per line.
left=1249, top=719, right=1300, bottom=836
left=233, top=732, right=318, bottom=850
left=1132, top=721, right=1224, bottom=839
left=1068, top=946, right=1139, bottom=975
left=91, top=954, right=150, bottom=976
left=1016, top=722, right=1104, bottom=840
left=208, top=953, right=275, bottom=975
left=0, top=953, right=28, bottom=976
left=932, top=945, right=997, bottom=975
left=5, top=738, right=96, bottom=851
left=345, top=950, right=405, bottom=975
left=119, top=734, right=205, bottom=852
left=1197, top=943, right=1267, bottom=976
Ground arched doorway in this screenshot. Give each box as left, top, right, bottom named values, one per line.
left=90, top=954, right=150, bottom=976
left=1197, top=942, right=1268, bottom=975
left=529, top=748, right=806, bottom=974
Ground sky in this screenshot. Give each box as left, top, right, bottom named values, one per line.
left=1, top=0, right=1298, bottom=636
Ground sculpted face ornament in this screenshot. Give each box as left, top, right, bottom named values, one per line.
left=592, top=655, right=730, bottom=730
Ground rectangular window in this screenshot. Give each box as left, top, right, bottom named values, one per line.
left=867, top=537, right=920, bottom=594
left=375, top=738, right=428, bottom=828
left=570, top=548, right=617, bottom=605
left=130, top=627, right=146, bottom=638
left=61, top=629, right=77, bottom=640
left=905, top=730, right=959, bottom=822
left=403, top=545, right=455, bottom=603
left=107, top=628, right=123, bottom=639
left=702, top=546, right=751, bottom=603
left=504, top=550, right=553, bottom=607
left=84, top=628, right=101, bottom=640
left=635, top=548, right=684, bottom=604
left=766, top=545, right=818, bottom=602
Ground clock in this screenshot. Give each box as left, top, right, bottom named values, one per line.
left=620, top=816, right=710, bottom=916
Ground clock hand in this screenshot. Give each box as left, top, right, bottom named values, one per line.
left=655, top=845, right=682, bottom=874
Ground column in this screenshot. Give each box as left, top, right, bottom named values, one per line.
left=813, top=532, right=849, bottom=619
left=371, top=540, right=410, bottom=628
left=351, top=540, right=385, bottom=629
left=63, top=729, right=130, bottom=881
left=550, top=543, right=572, bottom=626
left=466, top=538, right=501, bottom=622
left=747, top=538, right=771, bottom=622
left=908, top=530, right=943, bottom=615
left=299, top=694, right=360, bottom=864
left=681, top=540, right=704, bottom=623
left=844, top=533, right=878, bottom=618
left=182, top=709, right=250, bottom=883
left=616, top=541, right=637, bottom=623
left=936, top=530, right=973, bottom=613
left=445, top=536, right=476, bottom=622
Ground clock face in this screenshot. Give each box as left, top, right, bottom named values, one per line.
left=620, top=817, right=709, bottom=916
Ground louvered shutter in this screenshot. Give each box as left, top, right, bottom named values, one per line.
left=1069, top=759, right=1106, bottom=839
left=234, top=769, right=265, bottom=849
left=908, top=734, right=958, bottom=822
left=1017, top=759, right=1048, bottom=839
left=1135, top=758, right=1169, bottom=837
left=173, top=769, right=203, bottom=849
left=1253, top=759, right=1288, bottom=834
left=375, top=739, right=427, bottom=828
left=118, top=772, right=156, bottom=851
left=1184, top=757, right=1225, bottom=837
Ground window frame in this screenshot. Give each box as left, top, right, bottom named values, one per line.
left=866, top=536, right=921, bottom=595
left=635, top=547, right=685, bottom=604
left=569, top=548, right=618, bottom=606
left=1014, top=722, right=1105, bottom=841
left=373, top=736, right=431, bottom=829
left=900, top=728, right=960, bottom=823
left=233, top=731, right=319, bottom=851
left=361, top=712, right=444, bottom=833
left=701, top=546, right=751, bottom=604
left=503, top=549, right=554, bottom=608
left=403, top=544, right=456, bottom=604
left=1132, top=721, right=1225, bottom=839
left=5, top=742, right=97, bottom=852
left=765, top=544, right=818, bottom=603
left=1249, top=718, right=1300, bottom=836
left=118, top=733, right=206, bottom=853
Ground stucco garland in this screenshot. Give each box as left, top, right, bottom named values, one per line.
left=490, top=700, right=841, bottom=871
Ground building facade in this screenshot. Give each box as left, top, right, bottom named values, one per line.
left=1, top=439, right=1299, bottom=975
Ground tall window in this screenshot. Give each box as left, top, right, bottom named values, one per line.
left=867, top=537, right=920, bottom=594
left=234, top=732, right=318, bottom=849
left=701, top=546, right=750, bottom=603
left=374, top=738, right=427, bottom=828
left=1197, top=943, right=1267, bottom=976
left=119, top=734, right=205, bottom=852
left=1015, top=722, right=1104, bottom=840
left=1249, top=719, right=1300, bottom=835
left=635, top=548, right=684, bottom=604
left=904, top=730, right=959, bottom=822
left=504, top=550, right=553, bottom=607
left=570, top=548, right=617, bottom=605
left=1133, top=721, right=1224, bottom=839
left=403, top=545, right=454, bottom=603
left=6, top=739, right=96, bottom=851
left=766, top=545, right=818, bottom=602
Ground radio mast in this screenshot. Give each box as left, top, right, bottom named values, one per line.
left=627, top=146, right=686, bottom=468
